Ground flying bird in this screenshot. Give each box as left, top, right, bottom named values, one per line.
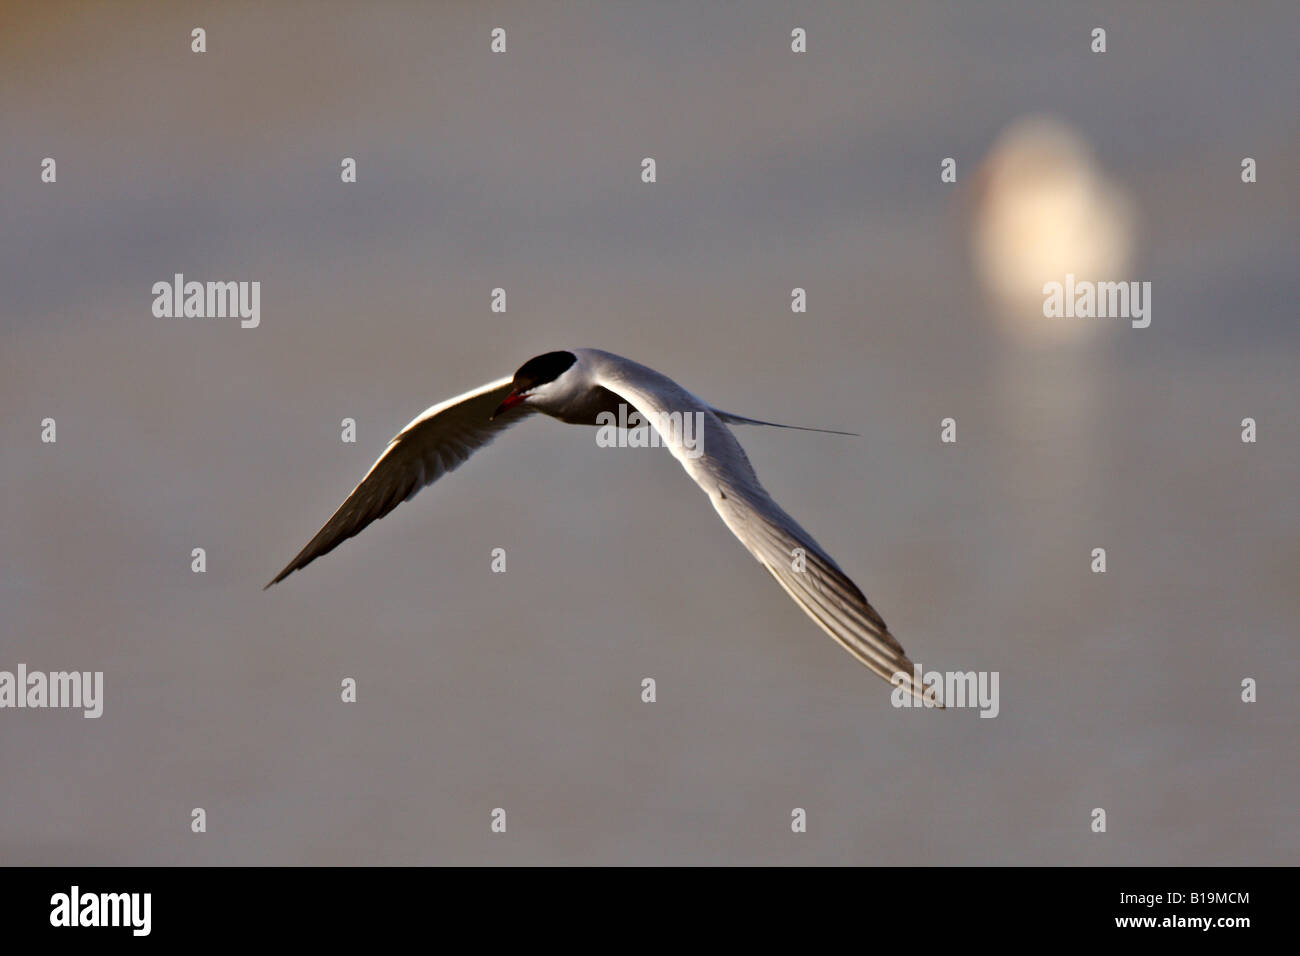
left=267, top=349, right=936, bottom=702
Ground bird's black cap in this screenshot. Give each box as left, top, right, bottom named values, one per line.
left=512, top=350, right=577, bottom=389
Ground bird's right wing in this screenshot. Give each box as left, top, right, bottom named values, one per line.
left=585, top=352, right=938, bottom=704
left=265, top=376, right=534, bottom=588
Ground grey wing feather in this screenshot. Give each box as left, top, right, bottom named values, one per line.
left=716, top=487, right=923, bottom=691
left=583, top=349, right=935, bottom=702
left=266, top=376, right=533, bottom=588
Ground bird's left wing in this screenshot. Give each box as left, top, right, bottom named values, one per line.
left=266, top=376, right=533, bottom=588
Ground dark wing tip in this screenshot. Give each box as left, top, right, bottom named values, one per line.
left=263, top=531, right=340, bottom=591
left=264, top=563, right=296, bottom=590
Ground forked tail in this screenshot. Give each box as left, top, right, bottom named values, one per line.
left=711, top=409, right=858, bottom=436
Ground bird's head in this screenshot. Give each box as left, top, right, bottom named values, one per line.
left=492, top=350, right=580, bottom=418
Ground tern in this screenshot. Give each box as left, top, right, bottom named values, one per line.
left=267, top=349, right=935, bottom=701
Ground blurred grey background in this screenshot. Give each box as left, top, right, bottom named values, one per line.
left=2, top=1, right=1297, bottom=865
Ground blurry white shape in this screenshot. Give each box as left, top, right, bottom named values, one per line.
left=970, top=116, right=1136, bottom=346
